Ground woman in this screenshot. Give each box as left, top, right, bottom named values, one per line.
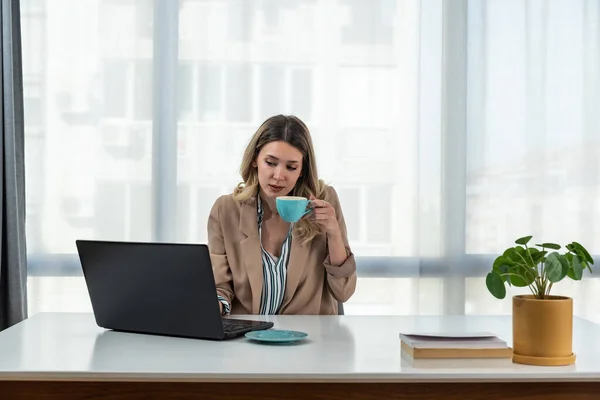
left=207, top=115, right=357, bottom=315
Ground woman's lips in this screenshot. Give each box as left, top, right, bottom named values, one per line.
left=269, top=184, right=284, bottom=193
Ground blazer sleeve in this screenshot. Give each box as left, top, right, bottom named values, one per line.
left=207, top=196, right=235, bottom=309
left=323, top=186, right=357, bottom=303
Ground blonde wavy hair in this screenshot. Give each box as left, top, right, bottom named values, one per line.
left=233, top=115, right=327, bottom=243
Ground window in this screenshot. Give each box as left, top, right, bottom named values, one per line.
left=225, top=64, right=252, bottom=122
left=340, top=0, right=395, bottom=45
left=336, top=187, right=361, bottom=243
left=198, top=64, right=224, bottom=121
left=134, top=61, right=153, bottom=120
left=259, top=64, right=285, bottom=118
left=178, top=62, right=194, bottom=120
left=103, top=61, right=128, bottom=118
left=21, top=0, right=600, bottom=323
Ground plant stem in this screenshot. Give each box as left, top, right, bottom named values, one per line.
left=526, top=244, right=536, bottom=268
left=500, top=272, right=529, bottom=281
left=515, top=252, right=530, bottom=268
left=521, top=264, right=537, bottom=282
left=539, top=246, right=545, bottom=277
left=533, top=276, right=547, bottom=299
left=539, top=276, right=547, bottom=299
left=539, top=260, right=548, bottom=299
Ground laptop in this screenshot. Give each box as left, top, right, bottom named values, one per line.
left=75, top=240, right=274, bottom=340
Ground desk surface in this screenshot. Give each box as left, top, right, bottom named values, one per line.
left=0, top=312, right=599, bottom=383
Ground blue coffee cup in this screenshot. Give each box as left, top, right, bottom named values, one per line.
left=276, top=196, right=312, bottom=223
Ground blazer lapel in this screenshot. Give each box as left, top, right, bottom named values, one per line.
left=281, top=229, right=310, bottom=310
left=239, top=199, right=263, bottom=314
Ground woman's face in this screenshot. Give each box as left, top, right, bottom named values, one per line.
left=254, top=140, right=304, bottom=199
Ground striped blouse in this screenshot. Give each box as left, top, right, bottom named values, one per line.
left=218, top=195, right=293, bottom=315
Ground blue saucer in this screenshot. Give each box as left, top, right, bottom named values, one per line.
left=245, top=329, right=308, bottom=343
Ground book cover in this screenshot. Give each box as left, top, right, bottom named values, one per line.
left=399, top=332, right=508, bottom=349
left=399, top=331, right=513, bottom=359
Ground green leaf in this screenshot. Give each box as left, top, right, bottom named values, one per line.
left=541, top=243, right=561, bottom=250
left=559, top=254, right=570, bottom=278
left=514, top=246, right=526, bottom=256
left=504, top=246, right=529, bottom=265
left=572, top=242, right=594, bottom=265
left=492, top=255, right=516, bottom=286
left=503, top=248, right=520, bottom=264
left=581, top=260, right=592, bottom=273
left=530, top=250, right=547, bottom=265
left=515, top=236, right=533, bottom=245
left=493, top=255, right=514, bottom=269
left=546, top=252, right=567, bottom=283
left=509, top=265, right=535, bottom=287
left=486, top=271, right=506, bottom=299
left=525, top=247, right=546, bottom=267
left=573, top=248, right=591, bottom=272
left=570, top=254, right=583, bottom=280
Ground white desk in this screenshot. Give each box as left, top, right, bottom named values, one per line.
left=0, top=312, right=599, bottom=399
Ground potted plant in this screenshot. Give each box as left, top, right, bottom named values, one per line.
left=486, top=235, right=594, bottom=366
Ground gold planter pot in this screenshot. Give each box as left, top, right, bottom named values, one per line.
left=512, top=294, right=576, bottom=366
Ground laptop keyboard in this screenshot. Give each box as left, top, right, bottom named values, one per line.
left=222, top=319, right=257, bottom=334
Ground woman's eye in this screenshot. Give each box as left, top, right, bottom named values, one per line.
left=265, top=160, right=276, bottom=167
left=287, top=166, right=297, bottom=171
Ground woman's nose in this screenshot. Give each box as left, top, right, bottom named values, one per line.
left=273, top=166, right=285, bottom=180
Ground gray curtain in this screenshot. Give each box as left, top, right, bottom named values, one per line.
left=0, top=0, right=27, bottom=331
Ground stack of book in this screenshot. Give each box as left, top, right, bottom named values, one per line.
left=399, top=331, right=513, bottom=360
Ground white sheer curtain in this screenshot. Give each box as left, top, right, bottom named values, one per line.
left=21, top=0, right=600, bottom=322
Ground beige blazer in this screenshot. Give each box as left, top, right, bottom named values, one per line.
left=207, top=185, right=357, bottom=315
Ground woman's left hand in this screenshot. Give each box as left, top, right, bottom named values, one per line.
left=309, top=196, right=341, bottom=236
